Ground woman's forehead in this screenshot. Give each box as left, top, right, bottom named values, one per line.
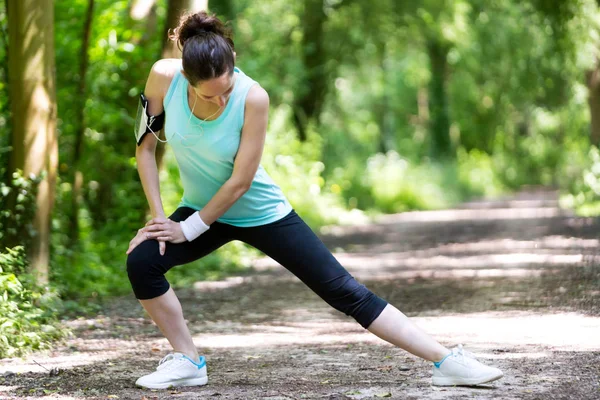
left=195, top=72, right=234, bottom=98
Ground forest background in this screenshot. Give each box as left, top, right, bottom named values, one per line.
left=1, top=0, right=600, bottom=358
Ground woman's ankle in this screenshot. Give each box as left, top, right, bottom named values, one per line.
left=174, top=349, right=200, bottom=362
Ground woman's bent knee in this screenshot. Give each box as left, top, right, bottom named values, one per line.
left=126, top=241, right=169, bottom=300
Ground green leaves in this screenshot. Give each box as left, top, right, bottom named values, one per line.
left=0, top=246, right=68, bottom=358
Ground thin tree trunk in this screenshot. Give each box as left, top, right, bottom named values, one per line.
left=587, top=57, right=600, bottom=146
left=427, top=38, right=451, bottom=159
left=376, top=41, right=394, bottom=154
left=162, top=0, right=208, bottom=59
left=293, top=0, right=327, bottom=142
left=129, top=0, right=158, bottom=44
left=7, top=0, right=58, bottom=283
left=68, top=0, right=95, bottom=243
left=1, top=0, right=10, bottom=184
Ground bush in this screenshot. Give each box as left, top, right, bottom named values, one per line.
left=560, top=146, right=600, bottom=216
left=457, top=148, right=506, bottom=198
left=261, top=107, right=351, bottom=228
left=0, top=169, right=41, bottom=250
left=0, top=246, right=68, bottom=358
left=362, top=151, right=462, bottom=213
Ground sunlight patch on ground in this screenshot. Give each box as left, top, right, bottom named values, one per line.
left=0, top=385, right=18, bottom=393
left=155, top=312, right=600, bottom=353
left=376, top=207, right=564, bottom=223
left=334, top=252, right=584, bottom=269
left=193, top=276, right=248, bottom=291
left=422, top=237, right=600, bottom=253
left=251, top=250, right=585, bottom=280
left=350, top=267, right=568, bottom=280
left=0, top=340, right=139, bottom=374
left=414, top=312, right=600, bottom=351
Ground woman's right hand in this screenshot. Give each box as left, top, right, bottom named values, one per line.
left=126, top=225, right=167, bottom=256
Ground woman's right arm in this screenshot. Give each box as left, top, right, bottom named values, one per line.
left=136, top=60, right=175, bottom=219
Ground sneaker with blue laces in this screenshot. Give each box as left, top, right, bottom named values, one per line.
left=135, top=353, right=208, bottom=389
left=432, top=344, right=503, bottom=386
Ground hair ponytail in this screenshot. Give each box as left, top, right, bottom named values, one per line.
left=169, top=11, right=235, bottom=85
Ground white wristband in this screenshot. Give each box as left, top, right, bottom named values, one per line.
left=180, top=212, right=210, bottom=241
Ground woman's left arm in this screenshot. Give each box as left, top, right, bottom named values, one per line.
left=144, top=85, right=269, bottom=243
left=198, top=85, right=270, bottom=224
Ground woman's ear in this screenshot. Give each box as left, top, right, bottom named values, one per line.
left=233, top=51, right=237, bottom=62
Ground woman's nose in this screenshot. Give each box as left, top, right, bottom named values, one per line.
left=216, top=96, right=226, bottom=107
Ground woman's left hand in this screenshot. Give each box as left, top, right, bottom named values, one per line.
left=144, top=217, right=187, bottom=244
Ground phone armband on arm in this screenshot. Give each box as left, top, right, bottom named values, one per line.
left=134, top=93, right=165, bottom=146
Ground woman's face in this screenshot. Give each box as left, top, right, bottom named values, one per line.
left=192, top=71, right=236, bottom=108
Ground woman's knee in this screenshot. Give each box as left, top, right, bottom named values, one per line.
left=127, top=248, right=146, bottom=282
left=126, top=242, right=165, bottom=295
left=320, top=275, right=387, bottom=328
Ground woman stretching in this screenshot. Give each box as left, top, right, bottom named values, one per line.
left=126, top=11, right=503, bottom=390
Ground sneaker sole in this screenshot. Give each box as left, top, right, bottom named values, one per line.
left=432, top=371, right=503, bottom=386
left=136, top=376, right=208, bottom=389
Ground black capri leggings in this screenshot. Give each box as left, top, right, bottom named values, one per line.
left=126, top=208, right=388, bottom=329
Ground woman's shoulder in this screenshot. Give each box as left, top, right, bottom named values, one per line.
left=152, top=58, right=182, bottom=76
left=147, top=59, right=182, bottom=98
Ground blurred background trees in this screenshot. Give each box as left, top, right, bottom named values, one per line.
left=1, top=0, right=600, bottom=356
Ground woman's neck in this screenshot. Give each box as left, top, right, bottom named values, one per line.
left=187, top=88, right=222, bottom=121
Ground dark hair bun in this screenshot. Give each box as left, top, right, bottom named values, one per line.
left=170, top=11, right=234, bottom=51
left=169, top=11, right=235, bottom=85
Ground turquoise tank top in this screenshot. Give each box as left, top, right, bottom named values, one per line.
left=163, top=66, right=292, bottom=227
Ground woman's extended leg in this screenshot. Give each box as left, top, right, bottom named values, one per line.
left=368, top=303, right=449, bottom=361
left=237, top=210, right=503, bottom=386
left=236, top=210, right=449, bottom=362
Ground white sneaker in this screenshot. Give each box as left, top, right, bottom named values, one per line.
left=135, top=353, right=208, bottom=389
left=432, top=345, right=503, bottom=386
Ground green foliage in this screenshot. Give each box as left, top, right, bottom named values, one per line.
left=561, top=146, right=600, bottom=216
left=49, top=0, right=166, bottom=298
left=0, top=170, right=41, bottom=250
left=0, top=247, right=68, bottom=358
left=361, top=151, right=460, bottom=213
left=260, top=107, right=351, bottom=228
left=457, top=148, right=506, bottom=198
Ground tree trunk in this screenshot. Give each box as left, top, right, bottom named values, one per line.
left=7, top=0, right=58, bottom=284
left=426, top=38, right=451, bottom=159
left=128, top=0, right=158, bottom=44
left=376, top=41, right=394, bottom=154
left=587, top=57, right=600, bottom=146
left=129, top=0, right=157, bottom=20
left=156, top=0, right=207, bottom=168
left=1, top=1, right=10, bottom=185
left=68, top=0, right=95, bottom=243
left=293, top=0, right=327, bottom=142
left=162, top=0, right=208, bottom=59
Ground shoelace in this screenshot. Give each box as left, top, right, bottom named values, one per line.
left=157, top=353, right=181, bottom=371
left=452, top=344, right=477, bottom=362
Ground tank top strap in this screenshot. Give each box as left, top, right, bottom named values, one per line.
left=230, top=68, right=259, bottom=129
left=163, top=67, right=184, bottom=109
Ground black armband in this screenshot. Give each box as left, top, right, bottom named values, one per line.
left=134, top=93, right=165, bottom=146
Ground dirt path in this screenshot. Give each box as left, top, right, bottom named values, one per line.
left=1, top=189, right=599, bottom=399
